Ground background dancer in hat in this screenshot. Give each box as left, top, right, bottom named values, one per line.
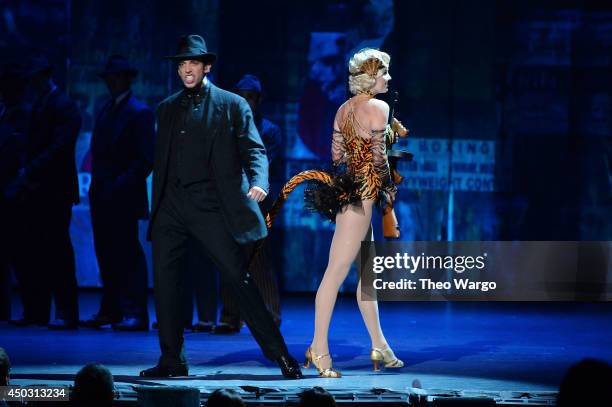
left=215, top=74, right=282, bottom=334
left=82, top=55, right=154, bottom=331
left=7, top=55, right=81, bottom=330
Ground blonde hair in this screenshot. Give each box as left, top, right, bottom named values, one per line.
left=348, top=48, right=390, bottom=95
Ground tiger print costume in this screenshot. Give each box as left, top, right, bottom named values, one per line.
left=247, top=100, right=398, bottom=270
left=265, top=100, right=397, bottom=227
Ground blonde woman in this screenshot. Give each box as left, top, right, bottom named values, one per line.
left=303, top=48, right=404, bottom=377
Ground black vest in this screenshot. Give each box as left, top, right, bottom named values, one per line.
left=167, top=85, right=212, bottom=186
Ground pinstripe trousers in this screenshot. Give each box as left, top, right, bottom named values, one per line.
left=219, top=194, right=281, bottom=325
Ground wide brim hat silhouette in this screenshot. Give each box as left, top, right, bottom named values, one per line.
left=165, top=34, right=217, bottom=63
left=97, top=55, right=138, bottom=78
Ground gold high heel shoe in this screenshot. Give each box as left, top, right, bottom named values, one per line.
left=304, top=347, right=342, bottom=378
left=370, top=346, right=404, bottom=371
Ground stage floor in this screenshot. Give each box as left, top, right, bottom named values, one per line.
left=2, top=293, right=611, bottom=404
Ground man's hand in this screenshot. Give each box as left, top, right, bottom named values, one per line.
left=247, top=186, right=267, bottom=202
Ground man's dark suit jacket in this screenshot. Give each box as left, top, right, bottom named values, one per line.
left=89, top=93, right=155, bottom=219
left=26, top=88, right=81, bottom=204
left=148, top=82, right=269, bottom=244
left=0, top=102, right=31, bottom=194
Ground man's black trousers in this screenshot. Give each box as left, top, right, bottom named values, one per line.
left=12, top=198, right=79, bottom=322
left=151, top=180, right=288, bottom=367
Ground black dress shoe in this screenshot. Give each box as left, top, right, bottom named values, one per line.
left=191, top=320, right=215, bottom=333
left=112, top=318, right=149, bottom=331
left=80, top=314, right=121, bottom=328
left=212, top=321, right=240, bottom=334
left=276, top=355, right=303, bottom=379
left=48, top=319, right=78, bottom=330
left=139, top=364, right=188, bottom=377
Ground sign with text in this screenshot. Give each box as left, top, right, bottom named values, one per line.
left=397, top=138, right=496, bottom=192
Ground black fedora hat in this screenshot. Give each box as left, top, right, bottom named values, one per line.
left=97, top=55, right=138, bottom=78
left=165, top=34, right=217, bottom=63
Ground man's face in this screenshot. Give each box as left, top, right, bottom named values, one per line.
left=236, top=90, right=261, bottom=113
left=178, top=60, right=210, bottom=88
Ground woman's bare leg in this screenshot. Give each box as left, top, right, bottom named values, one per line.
left=356, top=227, right=388, bottom=349
left=310, top=200, right=373, bottom=369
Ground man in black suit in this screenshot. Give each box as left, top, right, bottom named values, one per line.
left=140, top=35, right=302, bottom=379
left=8, top=56, right=81, bottom=329
left=83, top=55, right=154, bottom=331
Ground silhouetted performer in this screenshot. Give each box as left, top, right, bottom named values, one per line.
left=216, top=74, right=282, bottom=333
left=0, top=61, right=31, bottom=323
left=140, top=35, right=302, bottom=379
left=10, top=56, right=81, bottom=329
left=82, top=55, right=153, bottom=331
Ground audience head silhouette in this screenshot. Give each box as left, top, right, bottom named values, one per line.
left=0, top=348, right=9, bottom=386
left=557, top=358, right=612, bottom=407
left=205, top=388, right=246, bottom=407
left=298, top=386, right=336, bottom=407
left=72, top=363, right=115, bottom=406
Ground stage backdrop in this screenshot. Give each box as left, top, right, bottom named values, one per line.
left=5, top=0, right=607, bottom=292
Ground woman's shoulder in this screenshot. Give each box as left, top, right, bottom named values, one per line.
left=367, top=98, right=389, bottom=113
left=336, top=99, right=351, bottom=113
left=334, top=100, right=351, bottom=123
left=339, top=96, right=388, bottom=112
